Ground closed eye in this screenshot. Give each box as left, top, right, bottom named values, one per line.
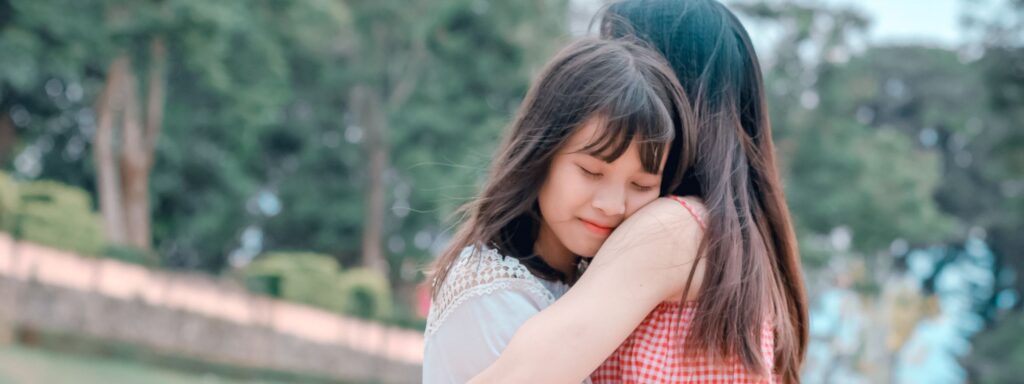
left=578, top=165, right=602, bottom=179
left=632, top=183, right=655, bottom=192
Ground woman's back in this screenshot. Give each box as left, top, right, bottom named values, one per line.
left=591, top=196, right=776, bottom=383
left=592, top=302, right=775, bottom=383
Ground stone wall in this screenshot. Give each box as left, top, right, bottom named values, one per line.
left=0, top=233, right=422, bottom=383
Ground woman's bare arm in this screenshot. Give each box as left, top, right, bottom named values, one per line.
left=469, top=197, right=706, bottom=383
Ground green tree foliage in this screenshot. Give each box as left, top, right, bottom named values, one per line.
left=0, top=0, right=570, bottom=333
left=731, top=2, right=1020, bottom=380
left=958, top=0, right=1024, bottom=380
left=257, top=0, right=569, bottom=281
left=734, top=2, right=956, bottom=271
left=964, top=311, right=1024, bottom=384
left=1, top=0, right=569, bottom=274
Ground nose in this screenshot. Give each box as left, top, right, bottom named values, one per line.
left=591, top=182, right=626, bottom=217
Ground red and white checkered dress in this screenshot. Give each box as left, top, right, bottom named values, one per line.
left=590, top=196, right=776, bottom=384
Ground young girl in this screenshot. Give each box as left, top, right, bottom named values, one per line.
left=423, top=37, right=695, bottom=383
left=470, top=0, right=809, bottom=383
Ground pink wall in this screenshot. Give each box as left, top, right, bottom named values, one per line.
left=0, top=232, right=423, bottom=365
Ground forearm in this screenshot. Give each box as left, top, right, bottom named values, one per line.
left=468, top=310, right=584, bottom=383
left=470, top=272, right=660, bottom=383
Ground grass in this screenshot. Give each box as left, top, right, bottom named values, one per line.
left=0, top=343, right=288, bottom=384
left=0, top=329, right=356, bottom=384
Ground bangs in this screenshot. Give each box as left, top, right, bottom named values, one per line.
left=576, top=82, right=675, bottom=175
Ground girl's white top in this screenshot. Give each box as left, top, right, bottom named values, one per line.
left=423, top=245, right=589, bottom=383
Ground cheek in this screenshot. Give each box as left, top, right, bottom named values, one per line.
left=539, top=164, right=583, bottom=219
left=547, top=165, right=592, bottom=204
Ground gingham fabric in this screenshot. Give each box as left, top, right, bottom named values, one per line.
left=590, top=196, right=776, bottom=383
left=589, top=301, right=775, bottom=383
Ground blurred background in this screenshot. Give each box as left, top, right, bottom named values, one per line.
left=0, top=0, right=1021, bottom=383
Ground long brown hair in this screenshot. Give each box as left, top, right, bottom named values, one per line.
left=430, top=37, right=695, bottom=295
left=602, top=1, right=809, bottom=382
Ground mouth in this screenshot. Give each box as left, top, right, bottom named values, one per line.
left=579, top=218, right=615, bottom=236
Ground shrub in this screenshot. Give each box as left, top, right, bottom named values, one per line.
left=0, top=172, right=18, bottom=232
left=241, top=252, right=348, bottom=314
left=102, top=245, right=160, bottom=267
left=240, top=252, right=394, bottom=320
left=337, top=267, right=392, bottom=320
left=15, top=179, right=105, bottom=256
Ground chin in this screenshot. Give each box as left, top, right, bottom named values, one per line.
left=568, top=242, right=601, bottom=258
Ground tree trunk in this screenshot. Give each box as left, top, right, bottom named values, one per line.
left=119, top=60, right=150, bottom=250
left=351, top=86, right=390, bottom=276
left=144, top=38, right=167, bottom=161
left=94, top=38, right=166, bottom=251
left=120, top=38, right=166, bottom=251
left=95, top=56, right=130, bottom=246
left=0, top=111, right=13, bottom=166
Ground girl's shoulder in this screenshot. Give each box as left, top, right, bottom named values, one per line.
left=588, top=196, right=708, bottom=302
left=612, top=196, right=707, bottom=241
left=426, top=245, right=563, bottom=337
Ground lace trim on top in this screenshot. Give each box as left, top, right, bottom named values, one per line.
left=425, top=245, right=559, bottom=337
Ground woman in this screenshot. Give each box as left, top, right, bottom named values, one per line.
left=422, top=37, right=695, bottom=383
left=471, top=1, right=809, bottom=382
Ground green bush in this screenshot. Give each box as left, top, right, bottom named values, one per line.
left=0, top=174, right=164, bottom=266
left=240, top=253, right=393, bottom=320
left=102, top=245, right=160, bottom=267
left=13, top=179, right=105, bottom=256
left=337, top=268, right=392, bottom=320
left=240, top=252, right=348, bottom=314
left=0, top=172, right=18, bottom=232
left=243, top=273, right=283, bottom=297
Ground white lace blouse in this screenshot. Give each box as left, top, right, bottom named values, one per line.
left=423, top=245, right=580, bottom=383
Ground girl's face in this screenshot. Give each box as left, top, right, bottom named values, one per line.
left=536, top=117, right=669, bottom=262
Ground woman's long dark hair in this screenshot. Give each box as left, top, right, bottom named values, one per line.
left=602, top=1, right=809, bottom=382
left=430, top=37, right=695, bottom=293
